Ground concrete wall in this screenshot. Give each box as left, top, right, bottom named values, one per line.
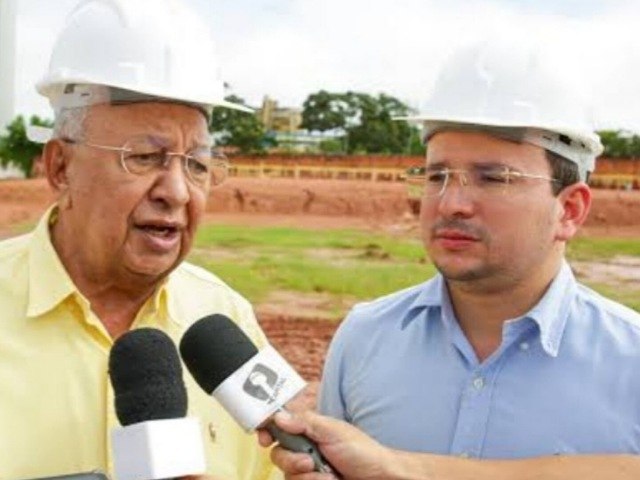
left=0, top=0, right=18, bottom=132
left=0, top=164, right=24, bottom=179
left=230, top=154, right=639, bottom=174
left=230, top=154, right=425, bottom=169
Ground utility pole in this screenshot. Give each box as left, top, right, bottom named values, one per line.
left=0, top=0, right=18, bottom=133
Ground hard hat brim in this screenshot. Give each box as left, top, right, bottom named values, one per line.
left=394, top=115, right=603, bottom=157
left=37, top=76, right=255, bottom=116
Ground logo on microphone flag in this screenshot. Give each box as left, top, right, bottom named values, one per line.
left=213, top=345, right=306, bottom=430
left=243, top=363, right=287, bottom=403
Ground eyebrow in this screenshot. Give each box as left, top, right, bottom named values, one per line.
left=425, top=161, right=447, bottom=170
left=145, top=134, right=211, bottom=150
left=425, top=160, right=518, bottom=170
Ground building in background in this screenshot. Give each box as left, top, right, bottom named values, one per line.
left=257, top=95, right=302, bottom=133
left=256, top=96, right=343, bottom=153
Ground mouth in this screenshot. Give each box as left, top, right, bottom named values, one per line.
left=135, top=224, right=180, bottom=237
left=133, top=220, right=185, bottom=253
left=431, top=228, right=481, bottom=251
left=434, top=229, right=479, bottom=241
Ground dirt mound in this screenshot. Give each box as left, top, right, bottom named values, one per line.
left=581, top=189, right=640, bottom=228
left=258, top=314, right=338, bottom=382
left=1, top=177, right=637, bottom=410
left=2, top=178, right=638, bottom=235
left=0, top=179, right=56, bottom=231
left=258, top=314, right=339, bottom=411
left=210, top=177, right=412, bottom=220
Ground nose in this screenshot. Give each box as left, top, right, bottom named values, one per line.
left=436, top=172, right=475, bottom=218
left=149, top=156, right=190, bottom=208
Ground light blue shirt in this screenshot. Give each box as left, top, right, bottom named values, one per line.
left=319, top=261, right=640, bottom=458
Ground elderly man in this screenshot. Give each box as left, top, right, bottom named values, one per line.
left=0, top=1, right=279, bottom=479
left=262, top=41, right=640, bottom=479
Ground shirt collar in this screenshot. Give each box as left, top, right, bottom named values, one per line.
left=521, top=260, right=576, bottom=357
left=400, top=274, right=445, bottom=327
left=402, top=262, right=577, bottom=357
left=154, top=277, right=183, bottom=327
left=26, top=205, right=176, bottom=325
left=26, top=205, right=77, bottom=318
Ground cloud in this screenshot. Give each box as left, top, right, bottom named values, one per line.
left=209, top=0, right=640, bottom=130
left=12, top=0, right=640, bottom=131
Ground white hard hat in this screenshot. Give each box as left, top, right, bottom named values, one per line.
left=398, top=39, right=603, bottom=180
left=36, top=0, right=249, bottom=117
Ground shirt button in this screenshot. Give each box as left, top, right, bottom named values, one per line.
left=208, top=422, right=217, bottom=443
left=473, top=377, right=485, bottom=390
left=520, top=342, right=530, bottom=351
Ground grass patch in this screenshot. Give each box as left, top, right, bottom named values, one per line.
left=567, top=237, right=640, bottom=261
left=191, top=224, right=640, bottom=314
left=583, top=283, right=640, bottom=313
left=195, top=224, right=426, bottom=261
left=1, top=221, right=35, bottom=238
left=191, top=250, right=435, bottom=304
left=191, top=225, right=433, bottom=304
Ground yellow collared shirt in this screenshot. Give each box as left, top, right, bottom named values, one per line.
left=0, top=207, right=282, bottom=480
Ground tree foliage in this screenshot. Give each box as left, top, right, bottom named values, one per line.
left=209, top=95, right=271, bottom=154
left=301, top=90, right=425, bottom=155
left=0, top=115, right=52, bottom=177
left=598, top=130, right=640, bottom=158
left=301, top=90, right=351, bottom=132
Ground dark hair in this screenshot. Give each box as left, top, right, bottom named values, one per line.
left=545, top=150, right=586, bottom=196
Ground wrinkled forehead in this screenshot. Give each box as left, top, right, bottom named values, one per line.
left=84, top=102, right=211, bottom=146
left=124, top=134, right=213, bottom=151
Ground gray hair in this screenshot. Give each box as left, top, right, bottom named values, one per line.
left=52, top=107, right=88, bottom=141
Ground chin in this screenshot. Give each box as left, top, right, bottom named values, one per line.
left=127, top=254, right=181, bottom=280
left=433, top=258, right=489, bottom=282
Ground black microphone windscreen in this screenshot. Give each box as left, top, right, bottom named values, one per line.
left=109, top=328, right=188, bottom=426
left=180, top=314, right=259, bottom=394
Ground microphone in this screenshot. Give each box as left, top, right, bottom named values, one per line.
left=179, top=314, right=337, bottom=475
left=109, top=328, right=206, bottom=480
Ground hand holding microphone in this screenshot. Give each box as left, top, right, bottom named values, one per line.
left=179, top=314, right=338, bottom=476
left=260, top=410, right=399, bottom=480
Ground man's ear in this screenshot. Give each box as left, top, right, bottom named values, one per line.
left=555, top=182, right=592, bottom=241
left=43, top=139, right=74, bottom=209
left=43, top=139, right=70, bottom=193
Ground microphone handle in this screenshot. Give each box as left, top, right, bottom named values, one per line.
left=265, top=421, right=339, bottom=477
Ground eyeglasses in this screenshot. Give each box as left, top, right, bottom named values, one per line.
left=407, top=166, right=559, bottom=199
left=62, top=135, right=229, bottom=188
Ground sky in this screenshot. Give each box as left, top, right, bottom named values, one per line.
left=9, top=0, right=640, bottom=131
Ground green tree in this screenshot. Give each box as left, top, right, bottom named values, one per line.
left=318, top=138, right=344, bottom=154
left=300, top=90, right=350, bottom=132
left=0, top=115, right=52, bottom=177
left=598, top=130, right=640, bottom=157
left=344, top=92, right=419, bottom=154
left=301, top=90, right=424, bottom=155
left=209, top=95, right=270, bottom=154
left=407, top=127, right=427, bottom=156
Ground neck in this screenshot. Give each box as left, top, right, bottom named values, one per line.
left=51, top=217, right=158, bottom=339
left=446, top=256, right=563, bottom=362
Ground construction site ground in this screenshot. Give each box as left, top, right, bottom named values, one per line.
left=1, top=177, right=639, bottom=409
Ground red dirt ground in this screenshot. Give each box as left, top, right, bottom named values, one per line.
left=2, top=177, right=639, bottom=234
left=1, top=177, right=639, bottom=408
